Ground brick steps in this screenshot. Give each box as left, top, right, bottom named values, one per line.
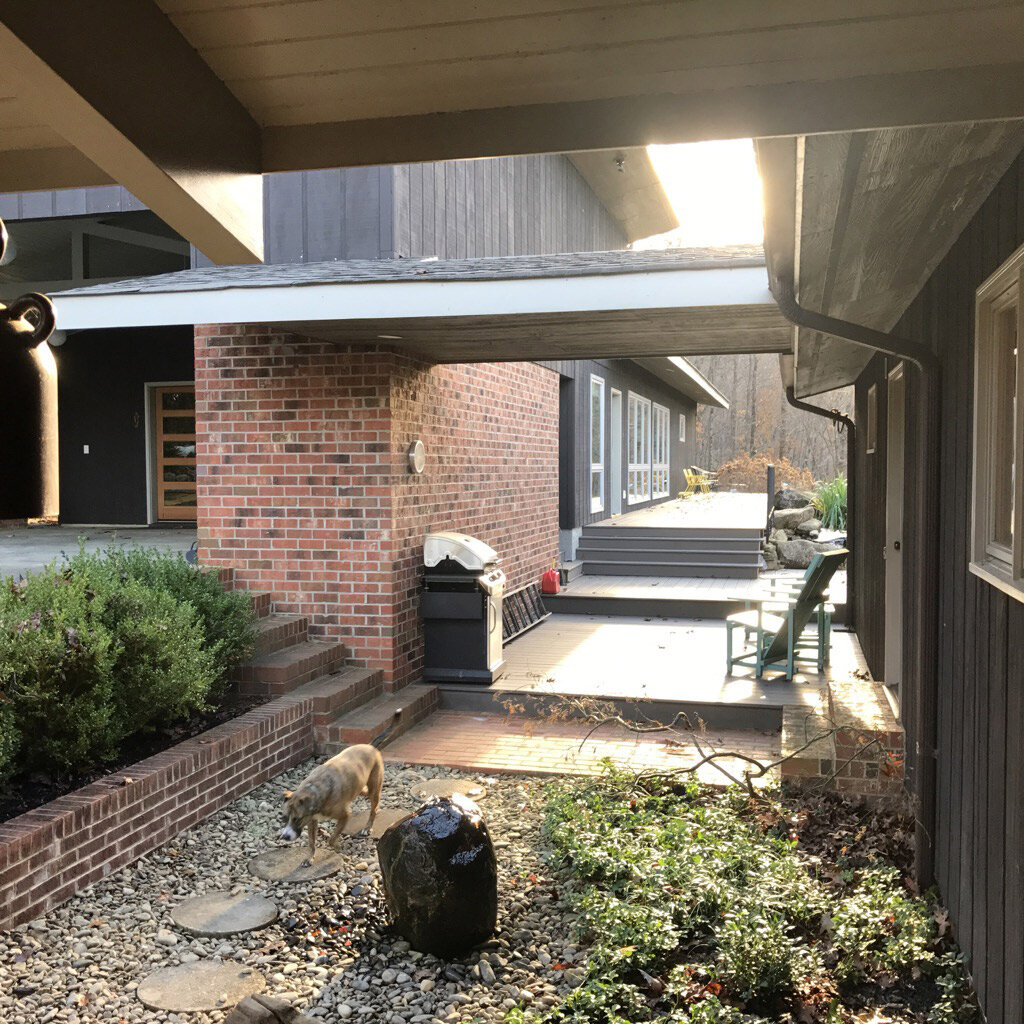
left=234, top=639, right=349, bottom=695
left=294, top=666, right=385, bottom=726
left=318, top=684, right=440, bottom=753
left=253, top=613, right=309, bottom=657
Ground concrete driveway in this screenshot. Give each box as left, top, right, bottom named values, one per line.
left=0, top=524, right=197, bottom=580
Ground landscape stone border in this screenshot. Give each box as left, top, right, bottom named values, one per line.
left=0, top=689, right=322, bottom=931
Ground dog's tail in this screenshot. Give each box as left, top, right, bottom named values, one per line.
left=371, top=709, right=403, bottom=749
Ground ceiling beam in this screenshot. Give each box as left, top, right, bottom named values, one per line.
left=264, top=62, right=1024, bottom=171
left=0, top=146, right=112, bottom=192
left=0, top=1, right=263, bottom=264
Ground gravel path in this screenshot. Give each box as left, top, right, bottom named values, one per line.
left=0, top=761, right=585, bottom=1024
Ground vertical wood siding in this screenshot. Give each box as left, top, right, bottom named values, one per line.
left=391, top=154, right=627, bottom=258
left=853, top=150, right=1024, bottom=1024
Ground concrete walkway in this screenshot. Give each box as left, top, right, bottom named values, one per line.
left=0, top=524, right=196, bottom=579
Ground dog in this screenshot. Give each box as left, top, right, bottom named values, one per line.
left=280, top=744, right=384, bottom=864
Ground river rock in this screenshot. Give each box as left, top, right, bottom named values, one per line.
left=773, top=506, right=816, bottom=531
left=777, top=539, right=819, bottom=569
left=225, top=994, right=316, bottom=1023
left=796, top=517, right=823, bottom=536
left=774, top=488, right=814, bottom=510
left=377, top=797, right=498, bottom=958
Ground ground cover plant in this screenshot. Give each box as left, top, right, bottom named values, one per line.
left=510, top=767, right=976, bottom=1024
left=0, top=546, right=256, bottom=788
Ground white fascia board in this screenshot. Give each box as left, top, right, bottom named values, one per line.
left=52, top=265, right=773, bottom=331
left=665, top=356, right=729, bottom=409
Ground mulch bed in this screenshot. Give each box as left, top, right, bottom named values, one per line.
left=0, top=693, right=271, bottom=824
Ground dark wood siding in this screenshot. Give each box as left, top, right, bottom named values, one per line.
left=391, top=155, right=627, bottom=258
left=0, top=186, right=145, bottom=221
left=561, top=359, right=698, bottom=531
left=853, top=150, right=1024, bottom=1024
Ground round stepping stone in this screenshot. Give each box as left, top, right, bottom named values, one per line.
left=137, top=961, right=264, bottom=1012
left=410, top=779, right=488, bottom=803
left=170, top=891, right=278, bottom=937
left=248, top=847, right=343, bottom=882
left=343, top=806, right=413, bottom=839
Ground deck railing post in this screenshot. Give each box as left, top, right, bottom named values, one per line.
left=765, top=463, right=775, bottom=536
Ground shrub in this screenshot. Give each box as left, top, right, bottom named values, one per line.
left=69, top=545, right=255, bottom=698
left=814, top=475, right=848, bottom=531
left=715, top=909, right=819, bottom=1001
left=714, top=454, right=816, bottom=493
left=0, top=572, right=118, bottom=777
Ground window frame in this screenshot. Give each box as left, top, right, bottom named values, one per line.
left=652, top=403, right=670, bottom=499
left=627, top=392, right=652, bottom=504
left=971, top=243, right=1024, bottom=601
left=590, top=374, right=605, bottom=514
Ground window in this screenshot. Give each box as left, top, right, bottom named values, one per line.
left=628, top=393, right=651, bottom=503
left=679, top=412, right=687, bottom=443
left=972, top=245, right=1024, bottom=599
left=653, top=403, right=670, bottom=498
left=866, top=384, right=878, bottom=455
left=590, top=375, right=605, bottom=513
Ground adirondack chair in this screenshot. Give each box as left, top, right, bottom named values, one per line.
left=725, top=549, right=847, bottom=680
left=690, top=465, right=718, bottom=491
left=679, top=468, right=697, bottom=498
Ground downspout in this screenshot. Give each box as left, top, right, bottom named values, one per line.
left=773, top=273, right=941, bottom=888
left=784, top=385, right=855, bottom=629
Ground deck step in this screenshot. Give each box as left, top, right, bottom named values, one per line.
left=253, top=613, right=309, bottom=656
left=562, top=560, right=584, bottom=583
left=582, top=561, right=759, bottom=579
left=584, top=526, right=764, bottom=541
left=291, top=666, right=385, bottom=725
left=577, top=545, right=760, bottom=566
left=579, top=535, right=763, bottom=552
left=545, top=590, right=748, bottom=620
left=318, top=684, right=440, bottom=752
left=234, top=639, right=349, bottom=695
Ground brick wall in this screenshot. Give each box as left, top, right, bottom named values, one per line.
left=0, top=694, right=314, bottom=931
left=195, top=325, right=560, bottom=687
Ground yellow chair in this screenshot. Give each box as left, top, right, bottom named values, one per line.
left=679, top=469, right=698, bottom=498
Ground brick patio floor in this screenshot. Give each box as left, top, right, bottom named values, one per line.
left=383, top=709, right=782, bottom=785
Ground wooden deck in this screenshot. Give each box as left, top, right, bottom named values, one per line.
left=442, top=612, right=867, bottom=730
left=592, top=492, right=768, bottom=531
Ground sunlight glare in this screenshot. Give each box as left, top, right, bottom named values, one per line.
left=636, top=139, right=764, bottom=249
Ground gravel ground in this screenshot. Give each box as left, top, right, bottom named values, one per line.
left=0, top=761, right=584, bottom=1024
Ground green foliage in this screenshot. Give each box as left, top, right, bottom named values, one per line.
left=511, top=768, right=971, bottom=1024
left=70, top=545, right=255, bottom=697
left=813, top=475, right=848, bottom=531
left=0, top=545, right=256, bottom=779
left=829, top=865, right=935, bottom=982
left=927, top=952, right=980, bottom=1024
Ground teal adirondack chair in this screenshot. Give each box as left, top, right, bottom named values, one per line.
left=725, top=549, right=848, bottom=680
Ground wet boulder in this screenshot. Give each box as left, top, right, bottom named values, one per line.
left=377, top=796, right=497, bottom=957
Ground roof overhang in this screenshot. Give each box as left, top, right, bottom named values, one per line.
left=52, top=248, right=792, bottom=363
left=631, top=356, right=729, bottom=409
left=757, top=119, right=1024, bottom=398
left=569, top=149, right=678, bottom=241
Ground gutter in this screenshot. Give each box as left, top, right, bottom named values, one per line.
left=784, top=385, right=855, bottom=630
left=773, top=274, right=941, bottom=890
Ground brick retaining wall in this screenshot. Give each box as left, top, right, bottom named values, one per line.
left=0, top=694, right=315, bottom=932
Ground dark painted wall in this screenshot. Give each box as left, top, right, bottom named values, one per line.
left=392, top=155, right=627, bottom=258
left=0, top=342, right=45, bottom=518
left=0, top=186, right=145, bottom=222
left=559, top=358, right=697, bottom=531
left=56, top=328, right=195, bottom=524
left=852, top=151, right=1024, bottom=1024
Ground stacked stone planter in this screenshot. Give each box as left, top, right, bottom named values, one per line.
left=763, top=489, right=842, bottom=571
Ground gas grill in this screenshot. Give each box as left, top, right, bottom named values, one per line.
left=421, top=532, right=506, bottom=683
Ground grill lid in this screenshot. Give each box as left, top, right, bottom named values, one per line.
left=424, top=531, right=498, bottom=572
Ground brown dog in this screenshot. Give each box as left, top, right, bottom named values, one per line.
left=280, top=744, right=383, bottom=863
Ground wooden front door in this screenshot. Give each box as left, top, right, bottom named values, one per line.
left=154, top=386, right=197, bottom=521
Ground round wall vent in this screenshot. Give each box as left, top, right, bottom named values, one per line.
left=408, top=439, right=426, bottom=474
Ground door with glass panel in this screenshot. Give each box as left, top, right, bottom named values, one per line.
left=153, top=386, right=197, bottom=521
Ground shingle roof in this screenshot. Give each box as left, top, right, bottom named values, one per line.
left=55, top=245, right=765, bottom=296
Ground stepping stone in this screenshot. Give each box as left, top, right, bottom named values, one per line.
left=343, top=806, right=412, bottom=839
left=137, top=961, right=264, bottom=1012
left=248, top=847, right=343, bottom=882
left=171, top=892, right=278, bottom=937
left=410, top=779, right=488, bottom=803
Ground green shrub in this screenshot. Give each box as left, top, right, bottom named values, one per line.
left=71, top=545, right=255, bottom=698
left=0, top=572, right=118, bottom=777
left=99, top=579, right=216, bottom=737
left=715, top=909, right=819, bottom=1001
left=814, top=475, right=848, bottom=531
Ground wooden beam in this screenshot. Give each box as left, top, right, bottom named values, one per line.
left=0, top=146, right=112, bottom=192
left=264, top=62, right=1024, bottom=171
left=0, top=1, right=263, bottom=264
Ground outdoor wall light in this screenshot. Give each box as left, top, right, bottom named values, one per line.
left=408, top=439, right=426, bottom=474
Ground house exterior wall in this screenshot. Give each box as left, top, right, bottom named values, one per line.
left=551, top=358, right=698, bottom=531
left=55, top=328, right=195, bottom=524
left=392, top=154, right=627, bottom=258
left=852, top=152, right=1024, bottom=1024
left=195, top=324, right=559, bottom=687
